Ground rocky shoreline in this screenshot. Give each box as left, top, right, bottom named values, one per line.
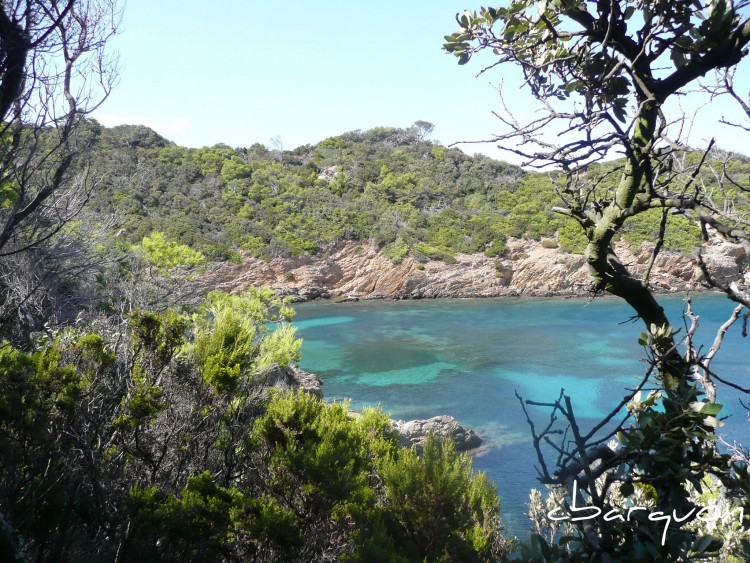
left=233, top=233, right=747, bottom=454
left=198, top=235, right=746, bottom=303
left=268, top=364, right=484, bottom=453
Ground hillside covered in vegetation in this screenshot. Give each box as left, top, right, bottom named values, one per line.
left=5, top=0, right=750, bottom=559
left=82, top=121, right=738, bottom=271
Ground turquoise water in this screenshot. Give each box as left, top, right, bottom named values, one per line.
left=291, top=294, right=749, bottom=537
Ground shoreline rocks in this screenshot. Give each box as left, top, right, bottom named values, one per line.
left=197, top=235, right=746, bottom=303
left=269, top=365, right=483, bottom=454
left=264, top=364, right=323, bottom=399
left=391, top=415, right=482, bottom=453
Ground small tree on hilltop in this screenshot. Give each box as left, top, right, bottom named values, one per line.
left=446, top=1, right=750, bottom=559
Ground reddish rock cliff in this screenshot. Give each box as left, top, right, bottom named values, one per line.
left=197, top=235, right=745, bottom=301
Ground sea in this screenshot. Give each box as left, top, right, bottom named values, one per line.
left=290, top=293, right=748, bottom=537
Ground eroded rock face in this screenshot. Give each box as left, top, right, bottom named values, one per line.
left=503, top=239, right=589, bottom=296
left=391, top=415, right=482, bottom=453
left=197, top=235, right=746, bottom=301
left=198, top=240, right=514, bottom=300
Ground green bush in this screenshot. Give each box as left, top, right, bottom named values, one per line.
left=192, top=289, right=300, bottom=393
left=413, top=242, right=457, bottom=264
left=140, top=232, right=206, bottom=269
left=252, top=391, right=507, bottom=561
left=484, top=239, right=508, bottom=257
left=623, top=209, right=701, bottom=253
left=557, top=221, right=588, bottom=254
left=380, top=435, right=503, bottom=561
left=382, top=237, right=410, bottom=263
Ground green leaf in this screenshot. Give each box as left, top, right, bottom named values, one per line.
left=691, top=534, right=723, bottom=554
left=699, top=402, right=723, bottom=416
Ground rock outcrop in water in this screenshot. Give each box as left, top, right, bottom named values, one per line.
left=198, top=233, right=745, bottom=301
left=391, top=415, right=482, bottom=453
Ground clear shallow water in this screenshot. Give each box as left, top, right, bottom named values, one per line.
left=291, top=294, right=749, bottom=537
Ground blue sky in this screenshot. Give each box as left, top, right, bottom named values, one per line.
left=94, top=1, right=750, bottom=162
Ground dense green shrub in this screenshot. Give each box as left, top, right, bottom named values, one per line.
left=192, top=289, right=300, bottom=393
left=252, top=391, right=507, bottom=561
left=557, top=221, right=588, bottom=254
left=140, top=232, right=206, bottom=269
left=382, top=237, right=410, bottom=263
left=80, top=123, right=740, bottom=268
left=623, top=208, right=702, bottom=253
left=414, top=242, right=457, bottom=263
left=380, top=435, right=503, bottom=561
left=0, top=287, right=509, bottom=561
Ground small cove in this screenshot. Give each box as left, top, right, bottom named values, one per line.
left=291, top=293, right=748, bottom=537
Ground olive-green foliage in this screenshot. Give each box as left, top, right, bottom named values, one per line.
left=127, top=472, right=301, bottom=559
left=0, top=334, right=118, bottom=557
left=139, top=231, right=206, bottom=269
left=81, top=123, right=738, bottom=267
left=413, top=242, right=457, bottom=263
left=192, top=288, right=300, bottom=393
left=82, top=124, right=526, bottom=262
left=0, top=180, right=20, bottom=209
left=380, top=435, right=502, bottom=561
left=0, top=289, right=313, bottom=561
left=382, top=237, right=410, bottom=263
left=128, top=475, right=239, bottom=557
left=253, top=391, right=396, bottom=511
left=130, top=308, right=189, bottom=375
left=252, top=390, right=506, bottom=561
left=193, top=302, right=257, bottom=393
left=485, top=238, right=508, bottom=257
left=623, top=208, right=702, bottom=252
left=0, top=339, right=83, bottom=423
left=557, top=220, right=588, bottom=254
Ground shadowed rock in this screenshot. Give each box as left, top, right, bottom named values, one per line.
left=262, top=364, right=323, bottom=399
